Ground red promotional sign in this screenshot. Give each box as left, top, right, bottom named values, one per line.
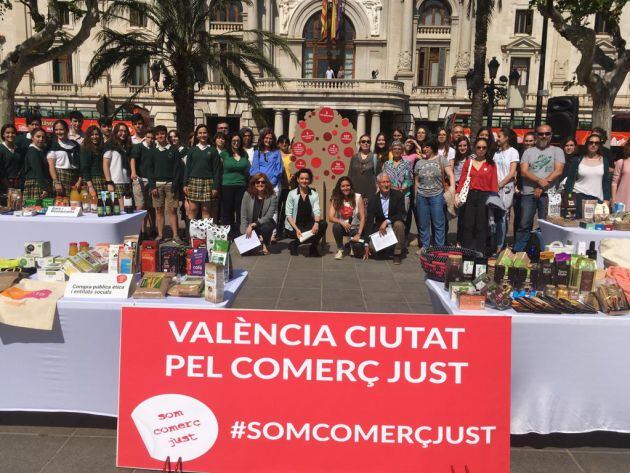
left=340, top=131, right=353, bottom=144
left=301, top=129, right=315, bottom=143
left=318, top=107, right=335, bottom=123
left=291, top=142, right=306, bottom=157
left=330, top=160, right=346, bottom=175
left=327, top=143, right=339, bottom=156
left=118, top=309, right=510, bottom=473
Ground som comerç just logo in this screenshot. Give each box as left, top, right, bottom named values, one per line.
left=1, top=286, right=53, bottom=300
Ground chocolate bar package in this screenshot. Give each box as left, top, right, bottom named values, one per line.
left=160, top=244, right=181, bottom=274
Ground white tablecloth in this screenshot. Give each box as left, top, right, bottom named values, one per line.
left=426, top=278, right=630, bottom=434
left=538, top=219, right=630, bottom=266
left=0, top=211, right=147, bottom=257
left=0, top=270, right=247, bottom=416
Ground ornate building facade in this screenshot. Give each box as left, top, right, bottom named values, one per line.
left=2, top=0, right=629, bottom=136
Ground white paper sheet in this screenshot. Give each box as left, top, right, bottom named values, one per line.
left=369, top=226, right=398, bottom=252
left=299, top=230, right=314, bottom=243
left=233, top=231, right=262, bottom=254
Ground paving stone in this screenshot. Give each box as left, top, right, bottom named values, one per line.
left=41, top=436, right=133, bottom=473
left=572, top=452, right=630, bottom=473
left=510, top=449, right=584, bottom=473
left=0, top=433, right=69, bottom=473
left=231, top=298, right=278, bottom=310
left=365, top=301, right=413, bottom=313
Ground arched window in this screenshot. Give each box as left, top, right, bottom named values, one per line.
left=213, top=0, right=243, bottom=22
left=417, top=0, right=451, bottom=26
left=302, top=12, right=356, bottom=79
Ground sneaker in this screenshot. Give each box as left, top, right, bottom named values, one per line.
left=393, top=255, right=402, bottom=265
left=335, top=250, right=344, bottom=260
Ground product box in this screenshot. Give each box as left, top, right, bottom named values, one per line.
left=118, top=247, right=135, bottom=274
left=448, top=282, right=475, bottom=302
left=160, top=244, right=181, bottom=274
left=17, top=255, right=37, bottom=268
left=141, top=247, right=158, bottom=273
left=204, top=262, right=225, bottom=303
left=458, top=293, right=486, bottom=310
left=108, top=245, right=121, bottom=274
left=24, top=241, right=50, bottom=258
left=189, top=248, right=207, bottom=277
left=37, top=268, right=66, bottom=282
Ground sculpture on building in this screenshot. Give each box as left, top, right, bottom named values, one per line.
left=278, top=0, right=299, bottom=34
left=361, top=0, right=382, bottom=36
left=455, top=51, right=470, bottom=72
left=397, top=51, right=412, bottom=71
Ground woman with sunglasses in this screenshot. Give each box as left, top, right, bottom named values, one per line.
left=47, top=120, right=81, bottom=197
left=455, top=138, right=498, bottom=254
left=414, top=138, right=454, bottom=248
left=612, top=142, right=630, bottom=210
left=220, top=133, right=250, bottom=239
left=348, top=134, right=382, bottom=203
left=240, top=173, right=278, bottom=255
left=564, top=134, right=612, bottom=218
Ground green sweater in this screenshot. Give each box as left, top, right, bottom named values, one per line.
left=0, top=143, right=23, bottom=180
left=220, top=150, right=250, bottom=186
left=80, top=147, right=104, bottom=181
left=147, top=144, right=182, bottom=189
left=184, top=145, right=222, bottom=189
left=130, top=142, right=153, bottom=178
left=24, top=146, right=50, bottom=188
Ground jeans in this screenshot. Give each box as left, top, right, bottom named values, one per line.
left=495, top=208, right=508, bottom=251
left=416, top=193, right=446, bottom=248
left=514, top=193, right=549, bottom=251
left=462, top=190, right=489, bottom=254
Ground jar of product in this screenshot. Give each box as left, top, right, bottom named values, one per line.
left=569, top=285, right=580, bottom=300
left=544, top=284, right=557, bottom=298
left=557, top=284, right=569, bottom=299
left=79, top=241, right=89, bottom=252
left=68, top=242, right=78, bottom=256
left=444, top=254, right=463, bottom=290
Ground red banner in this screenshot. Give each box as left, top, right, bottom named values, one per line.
left=117, top=308, right=511, bottom=473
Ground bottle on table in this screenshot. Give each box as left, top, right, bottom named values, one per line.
left=69, top=242, right=78, bottom=256
left=69, top=186, right=81, bottom=208
left=123, top=189, right=134, bottom=214
left=111, top=191, right=120, bottom=216
left=104, top=192, right=113, bottom=216
left=12, top=191, right=22, bottom=211
left=80, top=185, right=90, bottom=213
left=90, top=193, right=98, bottom=213
left=586, top=241, right=597, bottom=260
left=97, top=194, right=105, bottom=217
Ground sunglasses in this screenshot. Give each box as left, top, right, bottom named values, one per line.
left=537, top=132, right=551, bottom=136
left=587, top=141, right=601, bottom=145
left=476, top=146, right=487, bottom=150
left=255, top=180, right=266, bottom=184
left=360, top=140, right=371, bottom=144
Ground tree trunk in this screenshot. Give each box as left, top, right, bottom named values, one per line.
left=0, top=78, right=15, bottom=126
left=173, top=85, right=196, bottom=139
left=470, top=2, right=490, bottom=138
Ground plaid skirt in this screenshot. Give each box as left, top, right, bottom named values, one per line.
left=23, top=179, right=49, bottom=200
left=90, top=175, right=107, bottom=194
left=187, top=177, right=214, bottom=203
left=114, top=183, right=131, bottom=197
left=56, top=168, right=79, bottom=195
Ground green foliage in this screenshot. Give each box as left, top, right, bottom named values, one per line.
left=529, top=0, right=627, bottom=26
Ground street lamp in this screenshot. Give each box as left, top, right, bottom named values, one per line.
left=466, top=57, right=509, bottom=129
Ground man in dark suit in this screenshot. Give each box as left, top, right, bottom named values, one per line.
left=364, top=172, right=407, bottom=264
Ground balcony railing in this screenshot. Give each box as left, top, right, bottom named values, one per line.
left=210, top=21, right=243, bottom=32
left=51, top=83, right=76, bottom=93
left=255, top=78, right=406, bottom=94
left=412, top=86, right=456, bottom=97
left=417, top=25, right=451, bottom=37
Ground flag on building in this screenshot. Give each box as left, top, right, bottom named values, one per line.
left=330, top=0, right=338, bottom=40
left=334, top=0, right=344, bottom=41
left=321, top=0, right=328, bottom=40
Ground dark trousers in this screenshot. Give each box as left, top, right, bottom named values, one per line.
left=332, top=222, right=358, bottom=250
left=256, top=221, right=275, bottom=247
left=220, top=185, right=246, bottom=238
left=286, top=220, right=328, bottom=247
left=514, top=193, right=549, bottom=251
left=276, top=188, right=290, bottom=238
left=462, top=190, right=489, bottom=255
left=574, top=193, right=602, bottom=219
left=512, top=193, right=522, bottom=241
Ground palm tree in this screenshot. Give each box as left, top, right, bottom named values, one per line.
left=468, top=0, right=500, bottom=137
left=86, top=0, right=298, bottom=137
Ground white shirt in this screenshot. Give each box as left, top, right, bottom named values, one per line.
left=245, top=147, right=255, bottom=164
left=47, top=140, right=78, bottom=169
left=325, top=69, right=335, bottom=79
left=68, top=130, right=84, bottom=145
left=439, top=147, right=456, bottom=162
left=103, top=148, right=130, bottom=184
left=494, top=146, right=520, bottom=183
left=574, top=159, right=605, bottom=201
left=132, top=134, right=145, bottom=145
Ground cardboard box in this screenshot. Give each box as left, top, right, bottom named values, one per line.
left=37, top=268, right=66, bottom=282
left=458, top=293, right=486, bottom=310
left=24, top=241, right=50, bottom=257
left=448, top=282, right=475, bottom=302
left=204, top=262, right=225, bottom=303
left=17, top=255, right=37, bottom=268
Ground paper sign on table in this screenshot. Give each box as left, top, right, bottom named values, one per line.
left=45, top=206, right=82, bottom=217
left=369, top=226, right=398, bottom=252
left=64, top=272, right=134, bottom=299
left=299, top=230, right=314, bottom=243
left=233, top=231, right=261, bottom=254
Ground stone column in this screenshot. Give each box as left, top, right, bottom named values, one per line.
left=397, top=0, right=415, bottom=72
left=370, top=111, right=381, bottom=139
left=453, top=5, right=473, bottom=98
left=248, top=0, right=259, bottom=29
left=274, top=109, right=284, bottom=137
left=356, top=111, right=367, bottom=143
left=288, top=110, right=299, bottom=140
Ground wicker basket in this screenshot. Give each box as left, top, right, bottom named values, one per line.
left=419, top=246, right=484, bottom=282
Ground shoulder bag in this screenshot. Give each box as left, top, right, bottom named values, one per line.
left=438, top=156, right=456, bottom=219
left=457, top=158, right=474, bottom=206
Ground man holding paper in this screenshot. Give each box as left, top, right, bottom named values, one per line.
left=364, top=173, right=406, bottom=264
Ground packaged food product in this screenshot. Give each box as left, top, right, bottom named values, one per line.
left=133, top=272, right=175, bottom=299
left=458, top=293, right=485, bottom=310
left=24, top=241, right=51, bottom=258
left=118, top=247, right=135, bottom=274
left=189, top=248, right=207, bottom=277
left=167, top=276, right=204, bottom=297
left=160, top=244, right=181, bottom=274
left=108, top=244, right=121, bottom=274
left=204, top=262, right=225, bottom=303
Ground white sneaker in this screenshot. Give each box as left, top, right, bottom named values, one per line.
left=335, top=250, right=344, bottom=260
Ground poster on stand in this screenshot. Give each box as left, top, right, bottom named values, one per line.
left=117, top=308, right=511, bottom=473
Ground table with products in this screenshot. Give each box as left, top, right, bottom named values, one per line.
left=0, top=211, right=147, bottom=257
left=538, top=219, right=630, bottom=266
left=425, top=278, right=630, bottom=435
left=0, top=269, right=247, bottom=416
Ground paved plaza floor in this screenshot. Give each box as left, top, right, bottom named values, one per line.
left=2, top=245, right=629, bottom=472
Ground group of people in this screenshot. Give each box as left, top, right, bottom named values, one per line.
left=2, top=110, right=629, bottom=260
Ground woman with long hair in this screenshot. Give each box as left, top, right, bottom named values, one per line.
left=561, top=136, right=579, bottom=181
left=373, top=132, right=389, bottom=163
left=328, top=176, right=366, bottom=260
left=103, top=122, right=132, bottom=207
left=455, top=138, right=498, bottom=254
left=0, top=124, right=22, bottom=190
left=348, top=134, right=381, bottom=204
left=80, top=126, right=106, bottom=196
left=476, top=127, right=496, bottom=153
left=415, top=126, right=429, bottom=148
left=183, top=124, right=222, bottom=220
left=436, top=127, right=455, bottom=161
left=220, top=132, right=250, bottom=239
left=47, top=120, right=81, bottom=196
left=250, top=128, right=283, bottom=190
left=453, top=137, right=472, bottom=245
left=565, top=133, right=613, bottom=218
left=414, top=138, right=455, bottom=248
left=212, top=132, right=227, bottom=153
left=612, top=141, right=630, bottom=210
left=23, top=128, right=50, bottom=200
left=493, top=127, right=519, bottom=253
left=240, top=173, right=278, bottom=255
left=277, top=134, right=293, bottom=238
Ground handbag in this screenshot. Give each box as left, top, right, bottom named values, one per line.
left=437, top=156, right=457, bottom=219
left=500, top=182, right=515, bottom=209
left=457, top=158, right=474, bottom=206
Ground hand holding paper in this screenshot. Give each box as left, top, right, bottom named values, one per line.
left=370, top=226, right=398, bottom=253
left=234, top=231, right=262, bottom=254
